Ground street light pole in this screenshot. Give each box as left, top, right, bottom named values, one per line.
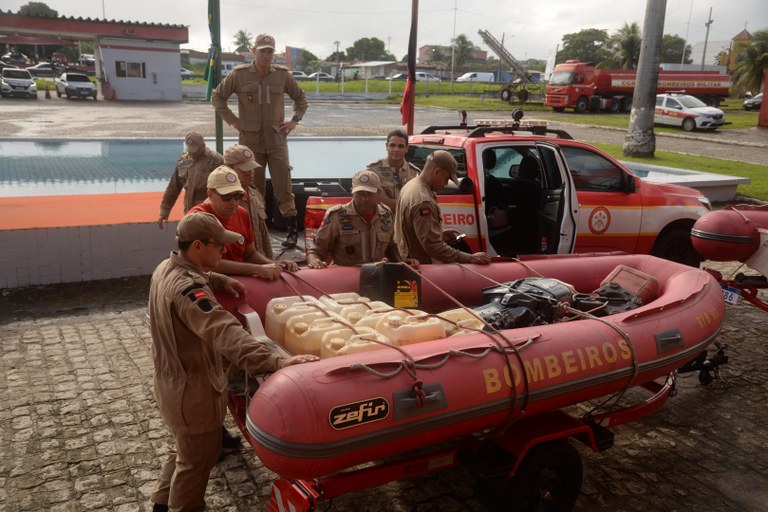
left=701, top=7, right=713, bottom=70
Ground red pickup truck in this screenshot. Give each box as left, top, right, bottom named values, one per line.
left=303, top=117, right=711, bottom=266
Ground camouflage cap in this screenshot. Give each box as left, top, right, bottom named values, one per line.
left=184, top=131, right=205, bottom=152
left=351, top=170, right=381, bottom=194
left=223, top=144, right=261, bottom=172
left=255, top=33, right=276, bottom=51
left=177, top=212, right=243, bottom=244
left=427, top=150, right=459, bottom=185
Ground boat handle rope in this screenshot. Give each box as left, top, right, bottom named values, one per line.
left=398, top=262, right=531, bottom=432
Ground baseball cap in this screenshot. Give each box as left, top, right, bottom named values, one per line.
left=207, top=166, right=245, bottom=195
left=223, top=144, right=262, bottom=172
left=184, top=131, right=205, bottom=152
left=255, top=33, right=276, bottom=51
left=351, top=170, right=381, bottom=194
left=428, top=150, right=459, bottom=185
left=177, top=212, right=243, bottom=244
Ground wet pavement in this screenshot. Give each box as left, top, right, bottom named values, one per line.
left=1, top=100, right=768, bottom=511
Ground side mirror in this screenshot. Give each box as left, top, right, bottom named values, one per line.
left=625, top=174, right=637, bottom=193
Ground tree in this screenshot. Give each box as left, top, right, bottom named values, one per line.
left=326, top=50, right=347, bottom=62
left=345, top=38, right=394, bottom=61
left=623, top=0, right=666, bottom=158
left=452, top=34, right=475, bottom=68
left=17, top=1, right=57, bottom=17
left=660, top=34, right=691, bottom=64
left=558, top=29, right=610, bottom=64
left=733, top=29, right=768, bottom=93
left=233, top=29, right=253, bottom=52
left=602, top=22, right=642, bottom=69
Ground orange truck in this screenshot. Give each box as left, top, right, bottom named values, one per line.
left=545, top=60, right=731, bottom=113
left=303, top=116, right=711, bottom=267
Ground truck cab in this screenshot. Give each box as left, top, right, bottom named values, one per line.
left=303, top=116, right=710, bottom=266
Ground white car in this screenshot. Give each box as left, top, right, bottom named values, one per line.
left=0, top=68, right=37, bottom=98
left=414, top=71, right=441, bottom=82
left=291, top=70, right=308, bottom=80
left=307, top=72, right=335, bottom=82
left=180, top=67, right=195, bottom=79
left=654, top=93, right=725, bottom=132
left=55, top=72, right=97, bottom=100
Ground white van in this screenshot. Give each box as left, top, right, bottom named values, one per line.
left=456, top=72, right=495, bottom=83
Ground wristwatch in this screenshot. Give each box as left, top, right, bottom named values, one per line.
left=291, top=115, right=300, bottom=123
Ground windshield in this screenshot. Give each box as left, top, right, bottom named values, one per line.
left=548, top=71, right=573, bottom=86
left=3, top=69, right=32, bottom=79
left=68, top=74, right=90, bottom=82
left=678, top=96, right=707, bottom=108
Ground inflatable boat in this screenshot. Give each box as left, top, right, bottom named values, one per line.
left=217, top=253, right=724, bottom=481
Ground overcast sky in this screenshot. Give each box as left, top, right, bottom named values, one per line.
left=6, top=0, right=767, bottom=62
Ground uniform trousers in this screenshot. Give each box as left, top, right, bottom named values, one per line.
left=239, top=130, right=297, bottom=217
left=150, top=428, right=221, bottom=511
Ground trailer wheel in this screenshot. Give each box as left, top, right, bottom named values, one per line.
left=574, top=97, right=589, bottom=113
left=621, top=97, right=633, bottom=112
left=495, top=441, right=582, bottom=512
left=704, top=95, right=720, bottom=108
left=651, top=229, right=701, bottom=267
left=607, top=99, right=619, bottom=113
left=501, top=88, right=513, bottom=102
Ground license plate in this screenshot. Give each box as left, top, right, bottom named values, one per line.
left=721, top=285, right=740, bottom=305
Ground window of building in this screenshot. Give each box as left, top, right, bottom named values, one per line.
left=115, top=61, right=146, bottom=78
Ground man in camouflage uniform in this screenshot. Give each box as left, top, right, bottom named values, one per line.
left=157, top=131, right=223, bottom=229
left=211, top=33, right=308, bottom=248
left=365, top=128, right=420, bottom=212
left=394, top=150, right=491, bottom=265
left=224, top=144, right=273, bottom=260
left=147, top=212, right=317, bottom=512
left=307, top=170, right=415, bottom=268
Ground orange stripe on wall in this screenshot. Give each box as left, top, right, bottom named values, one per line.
left=0, top=192, right=184, bottom=230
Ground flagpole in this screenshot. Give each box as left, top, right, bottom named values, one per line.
left=207, top=0, right=223, bottom=153
left=407, top=0, right=419, bottom=134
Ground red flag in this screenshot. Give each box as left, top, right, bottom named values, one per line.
left=400, top=75, right=414, bottom=126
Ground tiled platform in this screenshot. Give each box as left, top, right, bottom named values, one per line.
left=0, top=192, right=183, bottom=288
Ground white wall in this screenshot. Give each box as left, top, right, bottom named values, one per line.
left=99, top=38, right=182, bottom=101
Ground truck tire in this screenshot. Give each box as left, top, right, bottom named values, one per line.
left=621, top=97, right=633, bottom=113
left=574, top=97, right=589, bottom=113
left=607, top=99, right=619, bottom=113
left=682, top=118, right=696, bottom=132
left=500, top=88, right=513, bottom=102
left=704, top=95, right=720, bottom=108
left=493, top=441, right=583, bottom=512
left=651, top=229, right=701, bottom=267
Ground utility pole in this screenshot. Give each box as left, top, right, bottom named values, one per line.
left=701, top=7, right=713, bottom=70
left=681, top=0, right=693, bottom=65
left=450, top=0, right=456, bottom=93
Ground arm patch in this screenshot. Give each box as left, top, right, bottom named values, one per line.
left=182, top=284, right=212, bottom=311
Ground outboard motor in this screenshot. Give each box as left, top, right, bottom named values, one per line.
left=473, top=278, right=575, bottom=329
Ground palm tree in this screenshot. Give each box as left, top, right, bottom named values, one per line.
left=733, top=29, right=768, bottom=93
left=233, top=29, right=254, bottom=52
left=603, top=22, right=642, bottom=69
left=452, top=34, right=475, bottom=68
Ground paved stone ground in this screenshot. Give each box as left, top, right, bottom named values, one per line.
left=1, top=260, right=767, bottom=512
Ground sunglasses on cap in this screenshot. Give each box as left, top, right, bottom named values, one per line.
left=216, top=191, right=245, bottom=202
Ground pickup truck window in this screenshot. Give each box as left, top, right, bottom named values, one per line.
left=561, top=146, right=624, bottom=192
left=407, top=146, right=467, bottom=180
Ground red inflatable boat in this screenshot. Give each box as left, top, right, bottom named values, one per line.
left=692, top=205, right=768, bottom=311
left=218, top=253, right=724, bottom=486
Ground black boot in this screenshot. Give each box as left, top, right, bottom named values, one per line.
left=221, top=426, right=241, bottom=448
left=282, top=216, right=298, bottom=248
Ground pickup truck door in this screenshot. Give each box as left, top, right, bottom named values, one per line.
left=536, top=142, right=577, bottom=254
left=559, top=145, right=643, bottom=254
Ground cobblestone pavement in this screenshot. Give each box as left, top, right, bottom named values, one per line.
left=1, top=261, right=767, bottom=512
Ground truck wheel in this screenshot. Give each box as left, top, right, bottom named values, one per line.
left=704, top=96, right=720, bottom=107
left=682, top=118, right=696, bottom=132
left=500, top=88, right=513, bottom=102
left=552, top=107, right=565, bottom=113
left=607, top=99, right=619, bottom=113
left=574, top=97, right=588, bottom=113
left=651, top=229, right=701, bottom=267
left=621, top=97, right=633, bottom=112
left=493, top=441, right=583, bottom=512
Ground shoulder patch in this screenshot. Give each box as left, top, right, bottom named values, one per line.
left=180, top=283, right=204, bottom=296
left=420, top=206, right=432, bottom=216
